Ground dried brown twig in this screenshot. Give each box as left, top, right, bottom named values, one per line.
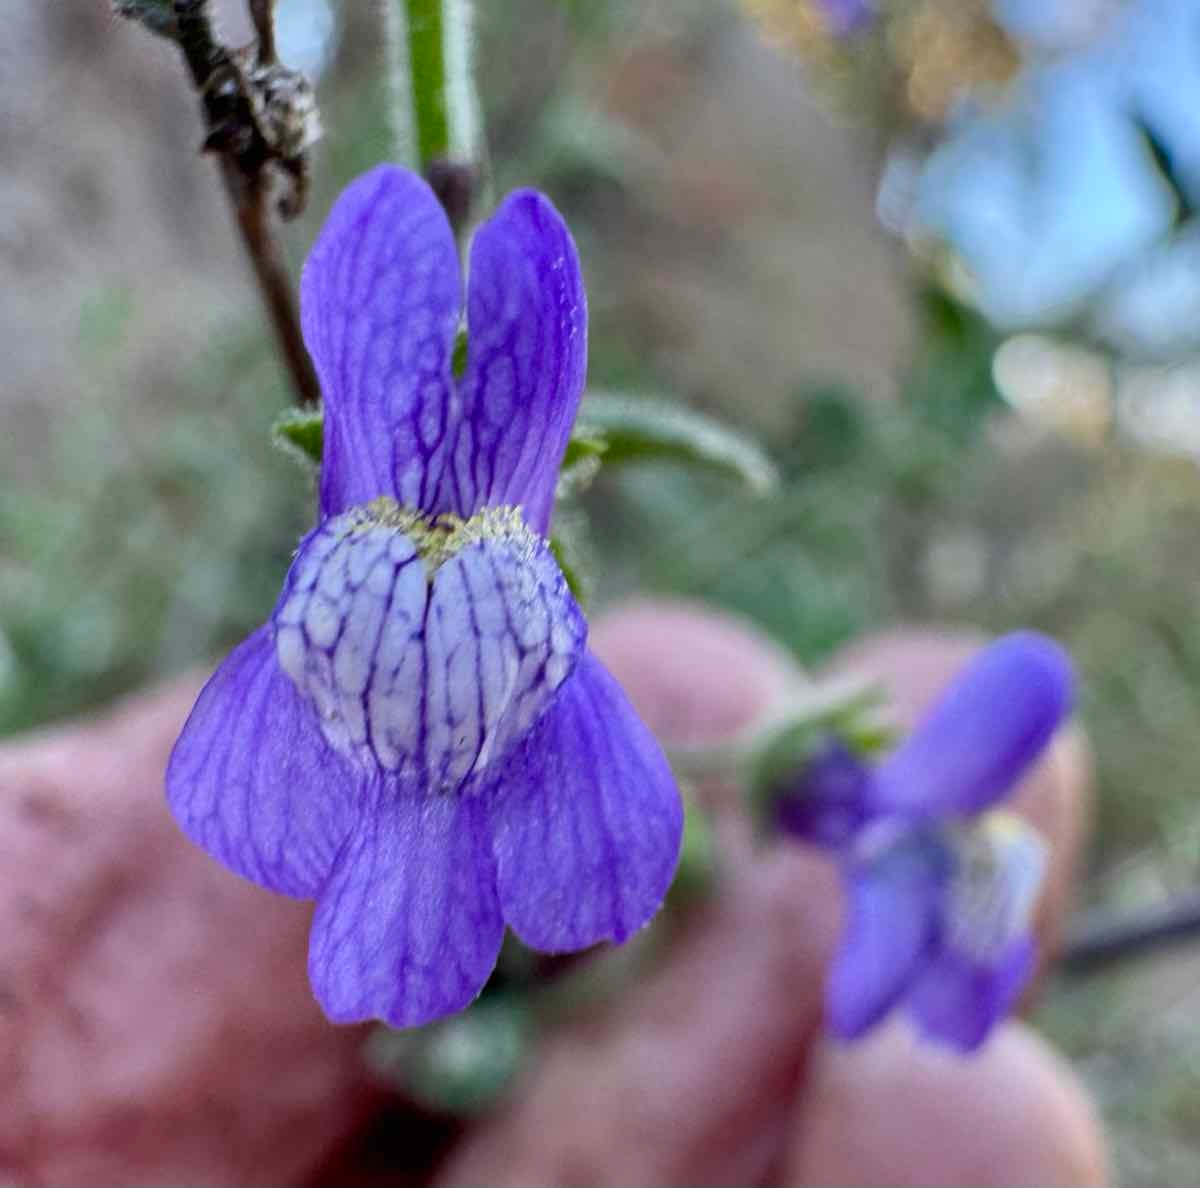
left=117, top=0, right=322, bottom=406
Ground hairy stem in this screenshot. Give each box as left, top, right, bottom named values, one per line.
left=408, top=0, right=450, bottom=167
left=385, top=0, right=485, bottom=235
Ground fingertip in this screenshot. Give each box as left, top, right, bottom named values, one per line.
left=589, top=598, right=799, bottom=745
left=786, top=1020, right=1109, bottom=1187
left=1016, top=721, right=1093, bottom=961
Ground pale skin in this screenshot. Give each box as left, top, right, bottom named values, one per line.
left=433, top=602, right=1108, bottom=1188
left=0, top=599, right=1106, bottom=1185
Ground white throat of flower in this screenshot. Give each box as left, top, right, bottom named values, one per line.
left=347, top=497, right=538, bottom=579
left=272, top=498, right=583, bottom=788
left=942, top=811, right=1048, bottom=966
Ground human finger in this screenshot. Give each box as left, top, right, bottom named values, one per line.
left=439, top=605, right=1099, bottom=1187
left=785, top=1019, right=1107, bottom=1186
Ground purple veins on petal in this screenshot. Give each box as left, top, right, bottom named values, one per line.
left=299, top=166, right=462, bottom=518
left=445, top=189, right=588, bottom=535
left=273, top=512, right=429, bottom=768
left=872, top=632, right=1075, bottom=820
left=422, top=529, right=587, bottom=790
left=273, top=504, right=586, bottom=789
left=166, top=625, right=362, bottom=898
left=300, top=167, right=589, bottom=534
left=486, top=651, right=684, bottom=952
left=309, top=785, right=505, bottom=1028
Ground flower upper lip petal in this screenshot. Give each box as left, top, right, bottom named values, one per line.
left=444, top=188, right=588, bottom=534
left=871, top=631, right=1075, bottom=820
left=300, top=167, right=588, bottom=533
left=300, top=165, right=463, bottom=518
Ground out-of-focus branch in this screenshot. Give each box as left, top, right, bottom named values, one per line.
left=248, top=0, right=277, bottom=64
left=1060, top=891, right=1200, bottom=976
left=117, top=0, right=322, bottom=407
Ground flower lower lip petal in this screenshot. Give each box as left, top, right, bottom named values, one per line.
left=308, top=783, right=505, bottom=1028
left=273, top=504, right=585, bottom=790
left=166, top=625, right=362, bottom=899
left=907, top=935, right=1037, bottom=1054
left=275, top=515, right=426, bottom=762
left=827, top=837, right=945, bottom=1039
left=486, top=650, right=684, bottom=952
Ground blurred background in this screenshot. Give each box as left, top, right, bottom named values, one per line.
left=5, top=0, right=1200, bottom=1178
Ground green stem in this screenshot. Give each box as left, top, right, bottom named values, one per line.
left=666, top=675, right=885, bottom=781
left=408, top=0, right=449, bottom=167
left=384, top=0, right=484, bottom=232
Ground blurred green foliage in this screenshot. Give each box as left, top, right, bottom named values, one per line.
left=8, top=2, right=1200, bottom=1175
left=10, top=0, right=1200, bottom=893
left=0, top=292, right=307, bottom=734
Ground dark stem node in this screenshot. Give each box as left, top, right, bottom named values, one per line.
left=425, top=158, right=478, bottom=242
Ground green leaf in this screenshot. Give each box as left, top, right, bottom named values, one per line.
left=571, top=393, right=779, bottom=494
left=266, top=396, right=771, bottom=548
left=561, top=430, right=608, bottom=471
left=548, top=532, right=587, bottom=602
left=556, top=431, right=607, bottom=501
left=365, top=994, right=533, bottom=1116
left=271, top=405, right=323, bottom=467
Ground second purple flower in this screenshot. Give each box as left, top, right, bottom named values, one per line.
left=776, top=632, right=1074, bottom=1052
left=166, top=166, right=684, bottom=1028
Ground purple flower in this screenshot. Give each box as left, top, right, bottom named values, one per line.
left=776, top=633, right=1073, bottom=1052
left=166, top=166, right=683, bottom=1028
left=816, top=0, right=875, bottom=39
